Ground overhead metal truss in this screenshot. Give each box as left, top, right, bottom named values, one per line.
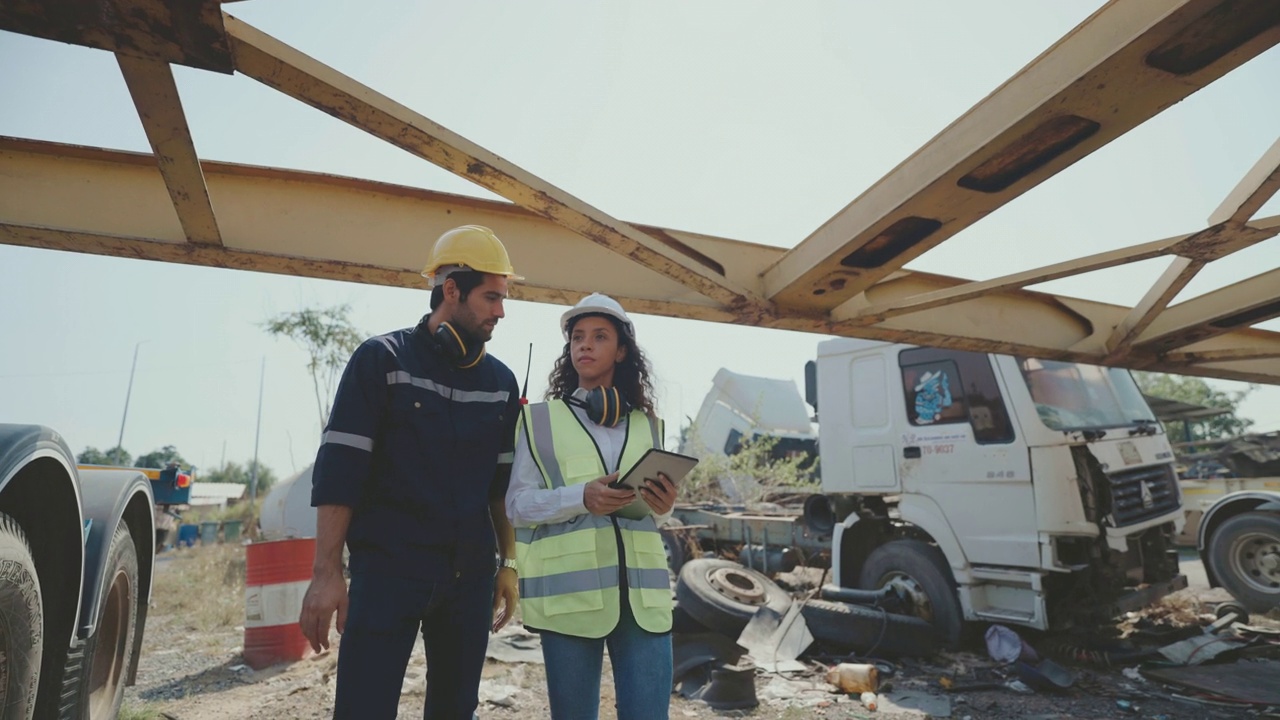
left=2, top=0, right=1279, bottom=385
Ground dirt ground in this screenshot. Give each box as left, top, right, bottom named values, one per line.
left=121, top=545, right=1278, bottom=720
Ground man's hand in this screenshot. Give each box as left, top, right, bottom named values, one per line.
left=583, top=473, right=634, bottom=515
left=640, top=473, right=676, bottom=515
left=492, top=567, right=518, bottom=632
left=299, top=567, right=348, bottom=653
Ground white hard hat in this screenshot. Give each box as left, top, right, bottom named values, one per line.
left=560, top=293, right=634, bottom=340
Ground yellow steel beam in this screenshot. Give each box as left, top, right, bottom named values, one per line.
left=838, top=233, right=1181, bottom=324
left=3, top=136, right=1278, bottom=385
left=0, top=0, right=233, bottom=72
left=1105, top=257, right=1205, bottom=357
left=1137, top=265, right=1280, bottom=353
left=221, top=15, right=770, bottom=321
left=116, top=54, right=222, bottom=246
left=1209, top=135, right=1280, bottom=227
left=761, top=0, right=1280, bottom=311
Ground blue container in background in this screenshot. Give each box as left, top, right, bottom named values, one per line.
left=177, top=524, right=199, bottom=547
left=200, top=521, right=219, bottom=545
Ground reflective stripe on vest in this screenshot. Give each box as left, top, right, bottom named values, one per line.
left=514, top=400, right=673, bottom=637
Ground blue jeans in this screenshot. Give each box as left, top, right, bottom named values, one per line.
left=540, top=600, right=673, bottom=720
left=334, top=570, right=495, bottom=720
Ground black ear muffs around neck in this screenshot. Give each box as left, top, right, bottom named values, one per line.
left=567, top=386, right=632, bottom=427
left=434, top=321, right=486, bottom=369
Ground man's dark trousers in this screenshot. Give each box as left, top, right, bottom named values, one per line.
left=334, top=570, right=495, bottom=719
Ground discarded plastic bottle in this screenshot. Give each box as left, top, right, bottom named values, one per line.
left=861, top=691, right=878, bottom=711
left=825, top=663, right=878, bottom=694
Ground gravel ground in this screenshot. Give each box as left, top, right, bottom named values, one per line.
left=121, top=546, right=1277, bottom=720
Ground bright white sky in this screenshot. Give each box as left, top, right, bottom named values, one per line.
left=2, top=1, right=1278, bottom=479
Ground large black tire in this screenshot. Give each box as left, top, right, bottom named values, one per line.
left=858, top=539, right=964, bottom=649
left=60, top=522, right=139, bottom=720
left=800, top=598, right=939, bottom=657
left=675, top=559, right=791, bottom=636
left=1207, top=511, right=1280, bottom=614
left=0, top=512, right=43, bottom=720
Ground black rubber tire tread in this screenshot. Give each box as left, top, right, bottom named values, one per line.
left=858, top=539, right=964, bottom=649
left=1207, top=511, right=1280, bottom=614
left=56, top=642, right=85, bottom=720
left=675, top=558, right=791, bottom=636
left=60, top=521, right=139, bottom=720
left=800, top=597, right=939, bottom=657
left=0, top=511, right=43, bottom=720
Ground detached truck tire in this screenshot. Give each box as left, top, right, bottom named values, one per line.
left=0, top=511, right=42, bottom=720
left=59, top=521, right=139, bottom=720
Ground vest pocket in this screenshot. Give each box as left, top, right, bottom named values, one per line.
left=527, top=533, right=606, bottom=616
left=564, top=454, right=602, bottom=484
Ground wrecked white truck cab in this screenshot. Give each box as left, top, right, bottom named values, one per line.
left=816, top=339, right=1187, bottom=638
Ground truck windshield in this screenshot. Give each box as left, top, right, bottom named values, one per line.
left=1017, top=358, right=1156, bottom=431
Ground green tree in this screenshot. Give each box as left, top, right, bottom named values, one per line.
left=135, top=445, right=188, bottom=470
left=1134, top=372, right=1255, bottom=442
left=77, top=446, right=132, bottom=466
left=263, top=304, right=364, bottom=427
left=201, top=460, right=278, bottom=495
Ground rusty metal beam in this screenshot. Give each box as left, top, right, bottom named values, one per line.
left=838, top=233, right=1180, bottom=324
left=761, top=0, right=1280, bottom=311
left=0, top=0, right=233, bottom=72
left=1105, top=257, right=1205, bottom=357
left=1209, top=135, right=1280, bottom=227
left=3, top=136, right=1278, bottom=386
left=1138, top=266, right=1280, bottom=352
left=221, top=15, right=770, bottom=320
left=116, top=54, right=222, bottom=246
left=1164, top=348, right=1280, bottom=363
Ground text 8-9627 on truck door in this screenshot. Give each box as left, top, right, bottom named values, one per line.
left=0, top=425, right=155, bottom=720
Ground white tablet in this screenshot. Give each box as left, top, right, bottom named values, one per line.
left=611, top=448, right=699, bottom=520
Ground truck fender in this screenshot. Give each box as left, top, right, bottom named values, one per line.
left=896, top=494, right=972, bottom=584
left=832, top=513, right=885, bottom=588
left=76, top=468, right=155, bottom=685
left=1197, top=490, right=1280, bottom=588
left=0, top=425, right=86, bottom=650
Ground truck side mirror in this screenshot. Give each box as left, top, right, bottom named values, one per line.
left=805, top=360, right=818, bottom=414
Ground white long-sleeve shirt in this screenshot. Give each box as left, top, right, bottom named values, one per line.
left=505, top=403, right=672, bottom=527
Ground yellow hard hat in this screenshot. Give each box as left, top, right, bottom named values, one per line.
left=420, top=225, right=522, bottom=285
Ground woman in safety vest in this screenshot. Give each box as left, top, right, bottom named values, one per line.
left=505, top=293, right=676, bottom=720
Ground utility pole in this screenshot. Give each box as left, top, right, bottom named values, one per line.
left=114, top=341, right=143, bottom=465
left=249, top=357, right=266, bottom=506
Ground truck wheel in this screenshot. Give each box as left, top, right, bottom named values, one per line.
left=676, top=559, right=791, bottom=636
left=0, top=512, right=43, bottom=720
left=1207, top=511, right=1280, bottom=614
left=60, top=522, right=138, bottom=720
left=800, top=598, right=938, bottom=657
left=859, top=539, right=963, bottom=648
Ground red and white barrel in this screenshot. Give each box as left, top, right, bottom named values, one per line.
left=244, top=537, right=316, bottom=669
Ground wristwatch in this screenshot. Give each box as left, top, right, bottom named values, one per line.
left=500, top=557, right=518, bottom=573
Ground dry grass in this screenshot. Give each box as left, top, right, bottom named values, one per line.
left=118, top=702, right=164, bottom=720
left=153, top=544, right=246, bottom=634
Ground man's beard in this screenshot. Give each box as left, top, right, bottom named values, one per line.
left=455, top=305, right=493, bottom=342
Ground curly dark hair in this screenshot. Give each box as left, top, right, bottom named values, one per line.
left=545, top=313, right=657, bottom=417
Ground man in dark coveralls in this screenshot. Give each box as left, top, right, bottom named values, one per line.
left=299, top=225, right=523, bottom=719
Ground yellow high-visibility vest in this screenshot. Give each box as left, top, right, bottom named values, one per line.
left=514, top=400, right=673, bottom=637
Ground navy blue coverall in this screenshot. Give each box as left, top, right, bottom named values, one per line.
left=311, top=317, right=520, bottom=719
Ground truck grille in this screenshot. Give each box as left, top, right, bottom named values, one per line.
left=1106, top=464, right=1179, bottom=527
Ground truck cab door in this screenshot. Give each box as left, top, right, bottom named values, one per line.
left=896, top=349, right=1038, bottom=569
